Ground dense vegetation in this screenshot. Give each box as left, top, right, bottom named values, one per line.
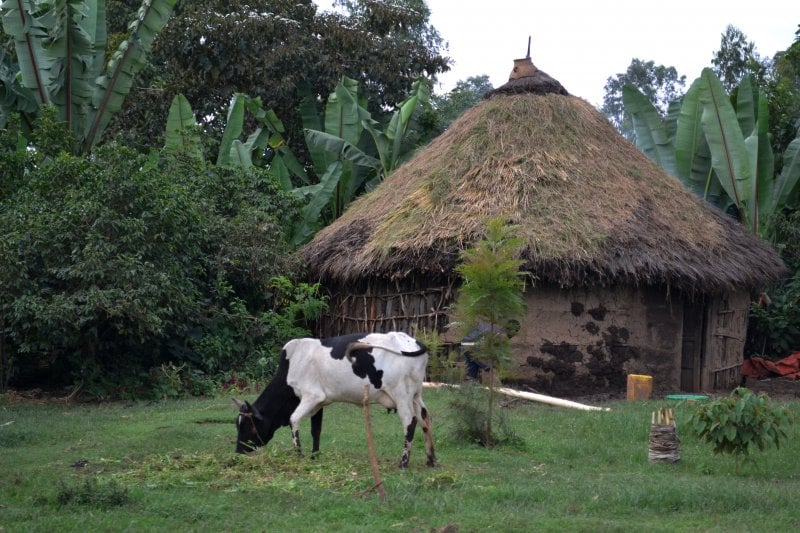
left=0, top=110, right=323, bottom=396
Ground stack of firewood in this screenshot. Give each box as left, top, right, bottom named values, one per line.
left=648, top=407, right=680, bottom=463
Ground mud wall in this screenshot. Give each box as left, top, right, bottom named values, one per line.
left=508, top=285, right=683, bottom=396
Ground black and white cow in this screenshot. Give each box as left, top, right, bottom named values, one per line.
left=234, top=332, right=436, bottom=468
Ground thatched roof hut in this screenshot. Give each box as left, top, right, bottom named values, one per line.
left=300, top=56, right=786, bottom=396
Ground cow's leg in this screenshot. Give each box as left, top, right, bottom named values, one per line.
left=310, top=408, right=323, bottom=456
left=396, top=402, right=418, bottom=469
left=290, top=397, right=323, bottom=458
left=417, top=397, right=436, bottom=467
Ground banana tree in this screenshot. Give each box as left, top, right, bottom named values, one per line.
left=624, top=69, right=800, bottom=238
left=0, top=0, right=176, bottom=155
left=296, top=76, right=430, bottom=244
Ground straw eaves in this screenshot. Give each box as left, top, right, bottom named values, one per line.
left=300, top=78, right=785, bottom=293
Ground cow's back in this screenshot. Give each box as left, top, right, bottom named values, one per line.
left=283, top=333, right=427, bottom=405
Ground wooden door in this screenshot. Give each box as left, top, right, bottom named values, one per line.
left=701, top=291, right=750, bottom=391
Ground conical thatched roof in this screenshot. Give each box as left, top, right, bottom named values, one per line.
left=300, top=61, right=786, bottom=293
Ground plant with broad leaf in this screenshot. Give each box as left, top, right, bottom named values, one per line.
left=0, top=0, right=176, bottom=155
left=687, top=387, right=792, bottom=474
left=623, top=69, right=800, bottom=239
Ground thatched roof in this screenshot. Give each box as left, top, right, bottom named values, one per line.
left=300, top=63, right=786, bottom=293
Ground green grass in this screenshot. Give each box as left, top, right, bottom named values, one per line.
left=1, top=390, right=799, bottom=532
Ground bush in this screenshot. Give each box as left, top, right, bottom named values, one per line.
left=688, top=387, right=792, bottom=474
left=747, top=210, right=800, bottom=358
left=447, top=383, right=521, bottom=448
left=0, top=116, right=314, bottom=397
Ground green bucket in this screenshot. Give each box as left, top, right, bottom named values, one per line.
left=665, top=394, right=709, bottom=402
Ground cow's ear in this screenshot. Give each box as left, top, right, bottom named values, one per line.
left=232, top=398, right=245, bottom=409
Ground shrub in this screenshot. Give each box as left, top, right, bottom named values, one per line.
left=688, top=387, right=792, bottom=474
left=0, top=117, right=308, bottom=396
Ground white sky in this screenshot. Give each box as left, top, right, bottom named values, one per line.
left=425, top=0, right=799, bottom=106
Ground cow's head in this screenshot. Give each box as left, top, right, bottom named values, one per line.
left=233, top=398, right=268, bottom=453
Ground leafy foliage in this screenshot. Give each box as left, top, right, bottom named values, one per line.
left=747, top=210, right=800, bottom=358
left=0, top=0, right=178, bottom=154
left=431, top=74, right=493, bottom=130
left=688, top=387, right=792, bottom=474
left=447, top=382, right=521, bottom=448
left=106, top=0, right=450, bottom=154
left=601, top=58, right=686, bottom=140
left=0, top=113, right=314, bottom=396
left=711, top=25, right=770, bottom=92
left=623, top=70, right=800, bottom=237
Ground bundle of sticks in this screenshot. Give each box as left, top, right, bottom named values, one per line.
left=651, top=407, right=675, bottom=426
left=648, top=407, right=679, bottom=462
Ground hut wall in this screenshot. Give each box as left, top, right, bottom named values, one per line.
left=510, top=285, right=683, bottom=397
left=315, top=278, right=750, bottom=396
left=317, top=277, right=456, bottom=337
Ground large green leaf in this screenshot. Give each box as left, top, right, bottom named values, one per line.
left=773, top=135, right=800, bottom=212
left=163, top=93, right=202, bottom=159
left=698, top=68, right=752, bottom=220
left=290, top=161, right=344, bottom=247
left=735, top=75, right=758, bottom=138
left=83, top=0, right=176, bottom=153
left=623, top=84, right=676, bottom=176
left=216, top=93, right=246, bottom=167
left=45, top=0, right=96, bottom=142
left=0, top=48, right=38, bottom=123
left=304, top=129, right=381, bottom=171
left=1, top=0, right=54, bottom=104
left=753, top=96, right=775, bottom=236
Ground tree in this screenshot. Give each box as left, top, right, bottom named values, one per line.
left=166, top=75, right=434, bottom=247
left=623, top=70, right=800, bottom=238
left=711, top=25, right=770, bottom=93
left=0, top=0, right=177, bottom=154
left=0, top=109, right=308, bottom=396
left=766, top=25, right=800, bottom=163
left=431, top=74, right=493, bottom=130
left=105, top=0, right=450, bottom=154
left=601, top=59, right=686, bottom=141
left=452, top=218, right=526, bottom=447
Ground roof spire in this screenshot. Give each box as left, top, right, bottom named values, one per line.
left=509, top=36, right=538, bottom=80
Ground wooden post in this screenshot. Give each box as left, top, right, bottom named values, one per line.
left=363, top=384, right=386, bottom=502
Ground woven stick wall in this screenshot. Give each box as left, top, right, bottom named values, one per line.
left=318, top=278, right=457, bottom=337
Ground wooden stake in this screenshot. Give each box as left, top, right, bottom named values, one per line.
left=363, top=384, right=386, bottom=502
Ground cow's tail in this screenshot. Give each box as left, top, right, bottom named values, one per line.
left=344, top=339, right=428, bottom=362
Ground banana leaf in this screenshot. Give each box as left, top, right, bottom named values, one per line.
left=622, top=84, right=676, bottom=177
left=163, top=93, right=202, bottom=159
left=0, top=49, right=38, bottom=123
left=698, top=68, right=752, bottom=220
left=83, top=0, right=177, bottom=153
left=735, top=75, right=758, bottom=138
left=290, top=161, right=344, bottom=247
left=772, top=135, right=800, bottom=212
left=303, top=129, right=381, bottom=172
left=665, top=98, right=682, bottom=141
left=753, top=96, right=775, bottom=236
left=2, top=0, right=54, bottom=104
left=45, top=0, right=97, bottom=142
left=216, top=93, right=247, bottom=166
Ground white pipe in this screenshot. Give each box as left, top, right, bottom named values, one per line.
left=423, top=382, right=611, bottom=412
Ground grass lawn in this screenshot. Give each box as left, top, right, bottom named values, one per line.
left=1, top=387, right=799, bottom=532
